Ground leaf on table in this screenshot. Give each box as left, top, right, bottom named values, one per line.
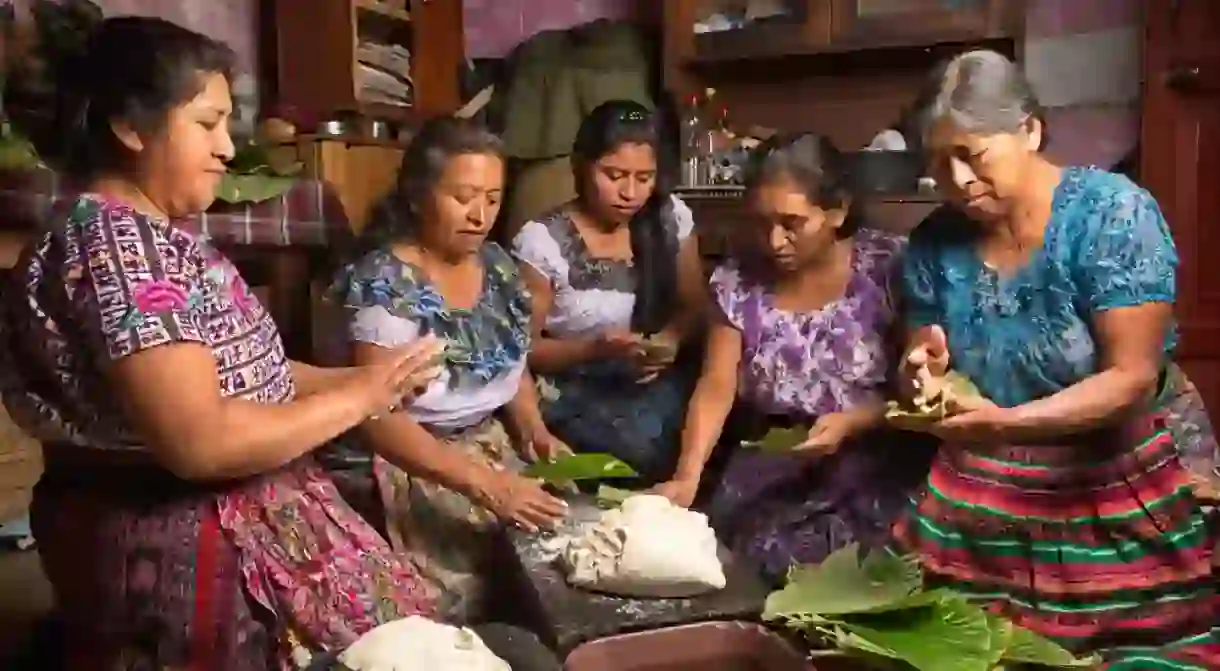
left=1002, top=622, right=1102, bottom=667
left=522, top=453, right=637, bottom=484
left=742, top=425, right=808, bottom=453
left=594, top=484, right=635, bottom=508
left=835, top=596, right=996, bottom=671
left=763, top=544, right=922, bottom=620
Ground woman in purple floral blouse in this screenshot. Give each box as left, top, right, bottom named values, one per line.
left=0, top=16, right=561, bottom=671
left=653, top=133, right=935, bottom=581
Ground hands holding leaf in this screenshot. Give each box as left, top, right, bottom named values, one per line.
left=888, top=325, right=1013, bottom=442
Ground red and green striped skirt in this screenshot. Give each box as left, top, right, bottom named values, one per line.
left=893, top=409, right=1220, bottom=670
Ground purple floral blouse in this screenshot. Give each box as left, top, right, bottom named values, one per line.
left=711, top=228, right=905, bottom=418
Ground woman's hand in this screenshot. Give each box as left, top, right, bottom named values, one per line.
left=901, top=325, right=951, bottom=400
left=926, top=402, right=1012, bottom=444
left=651, top=476, right=700, bottom=508
left=636, top=331, right=680, bottom=384
left=477, top=471, right=569, bottom=532
left=349, top=336, right=446, bottom=418
left=796, top=412, right=856, bottom=457
left=520, top=425, right=573, bottom=464
left=593, top=329, right=643, bottom=360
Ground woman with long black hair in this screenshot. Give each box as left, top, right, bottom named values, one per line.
left=512, top=100, right=706, bottom=483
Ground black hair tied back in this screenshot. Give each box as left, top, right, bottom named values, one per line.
left=572, top=100, right=676, bottom=336
left=349, top=116, right=504, bottom=263
left=744, top=132, right=862, bottom=239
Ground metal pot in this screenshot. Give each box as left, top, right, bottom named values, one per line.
left=846, top=150, right=925, bottom=196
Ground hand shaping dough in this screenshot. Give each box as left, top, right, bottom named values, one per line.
left=560, top=494, right=727, bottom=598
left=338, top=616, right=510, bottom=671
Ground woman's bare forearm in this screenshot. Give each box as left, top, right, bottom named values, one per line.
left=504, top=369, right=546, bottom=439
left=673, top=377, right=736, bottom=481
left=289, top=360, right=355, bottom=397
left=528, top=336, right=600, bottom=373
left=167, top=388, right=371, bottom=480
left=1003, top=367, right=1158, bottom=439
left=361, top=413, right=495, bottom=498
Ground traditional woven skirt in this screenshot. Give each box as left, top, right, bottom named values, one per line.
left=893, top=408, right=1220, bottom=669
left=375, top=417, right=526, bottom=623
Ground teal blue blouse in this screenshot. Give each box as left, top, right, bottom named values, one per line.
left=901, top=166, right=1179, bottom=408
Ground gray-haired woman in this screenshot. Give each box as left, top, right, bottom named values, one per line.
left=890, top=50, right=1220, bottom=667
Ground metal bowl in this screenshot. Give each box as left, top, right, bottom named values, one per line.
left=846, top=150, right=925, bottom=196
left=316, top=118, right=394, bottom=140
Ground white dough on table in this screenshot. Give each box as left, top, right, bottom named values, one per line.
left=338, top=616, right=510, bottom=671
left=560, top=494, right=727, bottom=598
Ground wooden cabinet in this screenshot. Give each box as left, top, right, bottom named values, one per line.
left=261, top=0, right=464, bottom=125
left=1140, top=0, right=1220, bottom=414
left=827, top=0, right=1021, bottom=49
left=289, top=138, right=405, bottom=232
left=673, top=0, right=1022, bottom=68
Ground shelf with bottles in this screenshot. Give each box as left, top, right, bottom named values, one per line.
left=678, top=88, right=752, bottom=188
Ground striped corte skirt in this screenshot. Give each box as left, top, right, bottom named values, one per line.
left=893, top=408, right=1220, bottom=670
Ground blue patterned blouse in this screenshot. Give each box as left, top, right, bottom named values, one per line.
left=901, top=166, right=1178, bottom=408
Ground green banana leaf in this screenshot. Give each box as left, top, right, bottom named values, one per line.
left=765, top=544, right=1102, bottom=670
left=214, top=173, right=299, bottom=204
left=522, top=453, right=637, bottom=484
left=594, top=484, right=636, bottom=508
left=741, top=425, right=809, bottom=453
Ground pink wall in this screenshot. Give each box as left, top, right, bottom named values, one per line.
left=92, top=0, right=257, bottom=76
left=463, top=0, right=637, bottom=59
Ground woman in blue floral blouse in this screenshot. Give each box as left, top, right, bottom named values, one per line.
left=329, top=118, right=569, bottom=622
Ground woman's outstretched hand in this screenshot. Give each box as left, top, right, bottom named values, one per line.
left=350, top=336, right=447, bottom=418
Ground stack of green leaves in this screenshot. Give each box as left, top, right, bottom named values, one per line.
left=215, top=143, right=304, bottom=204
left=763, top=544, right=1100, bottom=670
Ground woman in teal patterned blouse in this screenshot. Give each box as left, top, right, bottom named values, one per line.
left=329, top=118, right=568, bottom=622
left=892, top=50, right=1220, bottom=668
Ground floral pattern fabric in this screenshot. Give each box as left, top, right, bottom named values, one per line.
left=373, top=418, right=526, bottom=623
left=711, top=228, right=903, bottom=418
left=0, top=195, right=436, bottom=669
left=901, top=167, right=1179, bottom=408
left=705, top=229, right=938, bottom=581
left=329, top=243, right=531, bottom=389
left=330, top=243, right=536, bottom=622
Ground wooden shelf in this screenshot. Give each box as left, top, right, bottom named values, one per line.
left=356, top=0, right=410, bottom=22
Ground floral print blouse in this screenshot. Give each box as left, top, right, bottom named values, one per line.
left=711, top=228, right=905, bottom=418
left=329, top=243, right=532, bottom=430
left=901, top=167, right=1179, bottom=407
